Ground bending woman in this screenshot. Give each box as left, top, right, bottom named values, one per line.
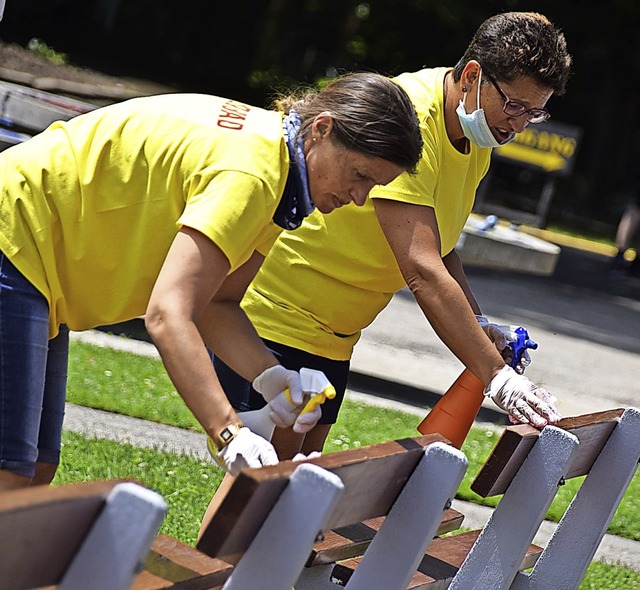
left=0, top=72, right=423, bottom=490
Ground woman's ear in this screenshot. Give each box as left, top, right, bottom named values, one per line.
left=310, top=112, right=334, bottom=141
left=460, top=60, right=481, bottom=91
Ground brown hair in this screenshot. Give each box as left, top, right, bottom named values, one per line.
left=275, top=72, right=423, bottom=173
left=452, top=12, right=572, bottom=95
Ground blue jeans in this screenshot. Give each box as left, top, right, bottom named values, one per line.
left=0, top=253, right=68, bottom=477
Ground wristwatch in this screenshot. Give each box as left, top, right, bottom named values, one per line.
left=211, top=422, right=243, bottom=451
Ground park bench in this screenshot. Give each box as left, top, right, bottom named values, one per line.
left=330, top=407, right=640, bottom=590
left=133, top=434, right=467, bottom=590
left=0, top=479, right=166, bottom=590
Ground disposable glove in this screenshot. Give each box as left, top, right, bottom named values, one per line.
left=291, top=368, right=336, bottom=434
left=291, top=403, right=322, bottom=434
left=292, top=451, right=322, bottom=462
left=207, top=427, right=278, bottom=476
left=253, top=365, right=304, bottom=428
left=484, top=366, right=561, bottom=428
left=476, top=315, right=531, bottom=374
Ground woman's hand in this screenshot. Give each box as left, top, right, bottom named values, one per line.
left=484, top=366, right=561, bottom=428
left=208, top=427, right=279, bottom=476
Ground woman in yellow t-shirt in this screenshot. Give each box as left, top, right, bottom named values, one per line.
left=0, top=72, right=423, bottom=490
left=212, top=12, right=573, bottom=463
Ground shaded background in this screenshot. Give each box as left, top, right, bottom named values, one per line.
left=1, top=0, right=637, bottom=238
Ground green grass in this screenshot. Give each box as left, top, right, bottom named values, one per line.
left=56, top=430, right=221, bottom=543
left=63, top=337, right=640, bottom=587
left=68, top=340, right=201, bottom=431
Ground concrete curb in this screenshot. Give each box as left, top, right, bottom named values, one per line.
left=66, top=329, right=640, bottom=573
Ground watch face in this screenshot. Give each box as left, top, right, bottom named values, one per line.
left=221, top=428, right=233, bottom=442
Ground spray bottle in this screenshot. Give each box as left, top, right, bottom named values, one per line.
left=417, top=327, right=537, bottom=448
left=239, top=367, right=337, bottom=441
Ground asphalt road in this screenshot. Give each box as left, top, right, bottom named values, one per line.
left=350, top=245, right=640, bottom=420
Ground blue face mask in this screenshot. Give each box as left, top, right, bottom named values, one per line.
left=456, top=70, right=515, bottom=148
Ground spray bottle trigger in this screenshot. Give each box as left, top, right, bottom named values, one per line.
left=299, top=386, right=337, bottom=416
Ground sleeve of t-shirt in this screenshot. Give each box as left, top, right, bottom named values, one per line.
left=178, top=170, right=277, bottom=269
left=369, top=119, right=439, bottom=207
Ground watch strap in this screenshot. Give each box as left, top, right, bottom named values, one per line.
left=212, top=422, right=243, bottom=451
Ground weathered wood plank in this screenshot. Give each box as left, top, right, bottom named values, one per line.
left=197, top=434, right=448, bottom=560
left=471, top=409, right=624, bottom=497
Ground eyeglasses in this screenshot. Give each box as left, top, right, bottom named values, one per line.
left=484, top=73, right=550, bottom=124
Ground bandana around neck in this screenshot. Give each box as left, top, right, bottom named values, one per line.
left=273, top=110, right=314, bottom=230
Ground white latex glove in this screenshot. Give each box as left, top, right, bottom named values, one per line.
left=208, top=427, right=278, bottom=476
left=291, top=368, right=336, bottom=434
left=291, top=403, right=322, bottom=434
left=253, top=365, right=304, bottom=428
left=292, top=451, right=322, bottom=462
left=476, top=315, right=531, bottom=374
left=484, top=366, right=561, bottom=428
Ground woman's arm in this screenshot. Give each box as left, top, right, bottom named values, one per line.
left=442, top=249, right=482, bottom=315
left=146, top=228, right=306, bottom=446
left=373, top=199, right=560, bottom=427
left=373, top=198, right=503, bottom=386
left=145, top=226, right=243, bottom=437
left=196, top=250, right=280, bottom=381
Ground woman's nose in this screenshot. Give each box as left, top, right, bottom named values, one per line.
left=510, top=114, right=529, bottom=134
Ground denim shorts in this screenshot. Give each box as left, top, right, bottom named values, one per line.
left=215, top=339, right=350, bottom=424
left=0, top=252, right=68, bottom=477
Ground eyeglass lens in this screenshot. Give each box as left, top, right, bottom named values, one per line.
left=503, top=102, right=549, bottom=123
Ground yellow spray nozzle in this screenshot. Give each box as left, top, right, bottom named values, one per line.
left=281, top=368, right=338, bottom=417
left=284, top=387, right=293, bottom=405
left=300, top=385, right=337, bottom=416
left=284, top=383, right=336, bottom=416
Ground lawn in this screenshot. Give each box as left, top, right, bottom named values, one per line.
left=62, top=337, right=640, bottom=588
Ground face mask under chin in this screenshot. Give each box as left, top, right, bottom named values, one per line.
left=455, top=71, right=515, bottom=149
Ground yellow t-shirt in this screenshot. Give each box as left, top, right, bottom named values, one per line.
left=243, top=67, right=491, bottom=360
left=0, top=93, right=287, bottom=336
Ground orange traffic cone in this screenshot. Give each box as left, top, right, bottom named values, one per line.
left=417, top=369, right=485, bottom=449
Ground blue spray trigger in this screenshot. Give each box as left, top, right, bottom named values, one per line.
left=509, top=326, right=538, bottom=369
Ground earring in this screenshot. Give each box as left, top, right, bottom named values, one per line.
left=462, top=85, right=468, bottom=93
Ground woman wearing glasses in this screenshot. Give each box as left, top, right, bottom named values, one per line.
left=206, top=12, right=573, bottom=471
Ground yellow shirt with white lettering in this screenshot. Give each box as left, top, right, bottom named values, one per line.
left=243, top=67, right=491, bottom=360
left=0, top=93, right=287, bottom=336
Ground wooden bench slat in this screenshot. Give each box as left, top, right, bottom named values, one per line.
left=471, top=408, right=625, bottom=497
left=197, top=434, right=448, bottom=560
left=331, top=530, right=543, bottom=589
left=0, top=479, right=124, bottom=588
left=307, top=508, right=464, bottom=567
left=132, top=535, right=232, bottom=590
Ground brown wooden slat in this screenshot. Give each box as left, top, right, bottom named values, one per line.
left=0, top=479, right=127, bottom=589
left=471, top=409, right=625, bottom=497
left=307, top=508, right=464, bottom=567
left=197, top=434, right=448, bottom=560
left=132, top=535, right=232, bottom=590
left=331, top=530, right=543, bottom=589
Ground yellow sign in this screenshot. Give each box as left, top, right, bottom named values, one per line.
left=494, top=121, right=581, bottom=176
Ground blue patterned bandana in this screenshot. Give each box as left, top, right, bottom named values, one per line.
left=273, top=110, right=314, bottom=230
